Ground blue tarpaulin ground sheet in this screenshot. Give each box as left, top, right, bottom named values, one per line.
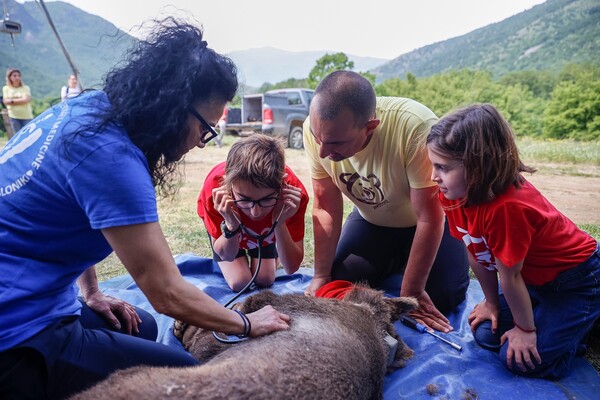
left=99, top=253, right=600, bottom=399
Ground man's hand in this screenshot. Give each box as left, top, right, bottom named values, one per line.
left=304, top=275, right=331, bottom=296
left=85, top=291, right=142, bottom=335
left=408, top=290, right=452, bottom=333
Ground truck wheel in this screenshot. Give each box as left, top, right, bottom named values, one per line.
left=288, top=127, right=304, bottom=149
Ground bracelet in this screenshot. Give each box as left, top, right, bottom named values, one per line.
left=513, top=320, right=536, bottom=333
left=234, top=309, right=252, bottom=337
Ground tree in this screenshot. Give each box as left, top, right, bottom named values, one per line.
left=307, top=52, right=354, bottom=89
left=543, top=64, right=600, bottom=140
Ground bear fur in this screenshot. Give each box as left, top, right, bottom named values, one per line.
left=72, top=284, right=417, bottom=400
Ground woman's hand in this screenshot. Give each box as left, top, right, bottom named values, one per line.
left=84, top=291, right=142, bottom=335
left=212, top=185, right=239, bottom=229
left=468, top=299, right=499, bottom=333
left=501, top=327, right=542, bottom=372
left=274, top=182, right=302, bottom=223
left=245, top=305, right=290, bottom=337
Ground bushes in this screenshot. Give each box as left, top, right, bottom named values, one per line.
left=375, top=63, right=600, bottom=141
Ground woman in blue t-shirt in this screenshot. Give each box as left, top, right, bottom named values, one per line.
left=0, top=18, right=290, bottom=399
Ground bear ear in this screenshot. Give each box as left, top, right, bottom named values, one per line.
left=340, top=173, right=353, bottom=184
left=385, top=296, right=418, bottom=321
left=366, top=173, right=381, bottom=187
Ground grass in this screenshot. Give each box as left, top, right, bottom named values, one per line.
left=517, top=137, right=600, bottom=165
left=2, top=134, right=600, bottom=371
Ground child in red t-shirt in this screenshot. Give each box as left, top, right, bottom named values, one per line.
left=198, top=134, right=309, bottom=291
left=426, top=103, right=599, bottom=379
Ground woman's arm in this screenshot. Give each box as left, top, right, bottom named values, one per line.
left=101, top=222, right=290, bottom=336
left=77, top=265, right=141, bottom=334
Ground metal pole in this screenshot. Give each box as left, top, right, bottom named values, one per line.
left=36, top=0, right=83, bottom=88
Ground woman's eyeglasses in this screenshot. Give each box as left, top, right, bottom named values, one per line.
left=231, top=191, right=279, bottom=209
left=189, top=108, right=219, bottom=144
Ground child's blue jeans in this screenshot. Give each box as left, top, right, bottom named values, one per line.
left=473, top=243, right=600, bottom=379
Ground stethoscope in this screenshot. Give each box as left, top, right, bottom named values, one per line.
left=212, top=204, right=286, bottom=344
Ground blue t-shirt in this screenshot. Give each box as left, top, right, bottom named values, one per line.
left=0, top=91, right=158, bottom=350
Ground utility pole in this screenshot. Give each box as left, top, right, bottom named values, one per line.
left=37, top=0, right=83, bottom=88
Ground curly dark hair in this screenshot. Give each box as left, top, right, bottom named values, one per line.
left=64, top=17, right=238, bottom=196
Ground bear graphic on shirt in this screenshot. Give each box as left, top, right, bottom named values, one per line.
left=340, top=172, right=384, bottom=205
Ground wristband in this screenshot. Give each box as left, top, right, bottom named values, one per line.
left=513, top=320, right=536, bottom=333
left=234, top=309, right=251, bottom=337
left=220, top=220, right=240, bottom=239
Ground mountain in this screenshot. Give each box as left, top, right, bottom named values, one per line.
left=372, top=0, right=600, bottom=82
left=226, top=47, right=388, bottom=87
left=1, top=0, right=598, bottom=99
left=0, top=0, right=134, bottom=99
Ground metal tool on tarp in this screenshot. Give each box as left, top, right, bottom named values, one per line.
left=401, top=315, right=462, bottom=352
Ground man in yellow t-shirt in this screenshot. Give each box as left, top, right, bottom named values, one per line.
left=2, top=68, right=34, bottom=135
left=303, top=70, right=469, bottom=333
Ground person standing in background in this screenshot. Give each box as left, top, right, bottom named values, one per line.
left=2, top=68, right=33, bottom=135
left=61, top=74, right=83, bottom=101
left=215, top=106, right=228, bottom=148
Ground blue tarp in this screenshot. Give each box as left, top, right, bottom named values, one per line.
left=99, top=253, right=600, bottom=400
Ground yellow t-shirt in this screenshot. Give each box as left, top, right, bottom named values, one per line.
left=303, top=97, right=437, bottom=228
left=2, top=85, right=33, bottom=120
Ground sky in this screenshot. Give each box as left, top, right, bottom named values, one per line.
left=41, top=0, right=547, bottom=60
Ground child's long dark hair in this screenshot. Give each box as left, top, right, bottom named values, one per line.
left=427, top=104, right=535, bottom=205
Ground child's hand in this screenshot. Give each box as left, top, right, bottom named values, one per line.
left=467, top=299, right=499, bottom=333
left=212, top=185, right=240, bottom=229
left=501, top=328, right=541, bottom=372
left=274, top=183, right=302, bottom=223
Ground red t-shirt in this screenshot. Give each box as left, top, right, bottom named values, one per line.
left=440, top=179, right=597, bottom=286
left=197, top=162, right=309, bottom=250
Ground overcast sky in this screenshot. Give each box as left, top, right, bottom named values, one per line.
left=43, top=0, right=547, bottom=59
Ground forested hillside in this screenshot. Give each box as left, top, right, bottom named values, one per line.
left=0, top=0, right=133, bottom=99
left=373, top=0, right=600, bottom=82
left=375, top=64, right=599, bottom=140
left=1, top=0, right=598, bottom=141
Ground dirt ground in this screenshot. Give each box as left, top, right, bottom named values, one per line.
left=183, top=146, right=600, bottom=226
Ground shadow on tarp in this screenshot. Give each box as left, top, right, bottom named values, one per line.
left=99, top=253, right=600, bottom=400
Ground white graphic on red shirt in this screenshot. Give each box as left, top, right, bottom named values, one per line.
left=456, top=226, right=497, bottom=271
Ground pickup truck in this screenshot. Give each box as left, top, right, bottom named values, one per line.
left=225, top=88, right=314, bottom=149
